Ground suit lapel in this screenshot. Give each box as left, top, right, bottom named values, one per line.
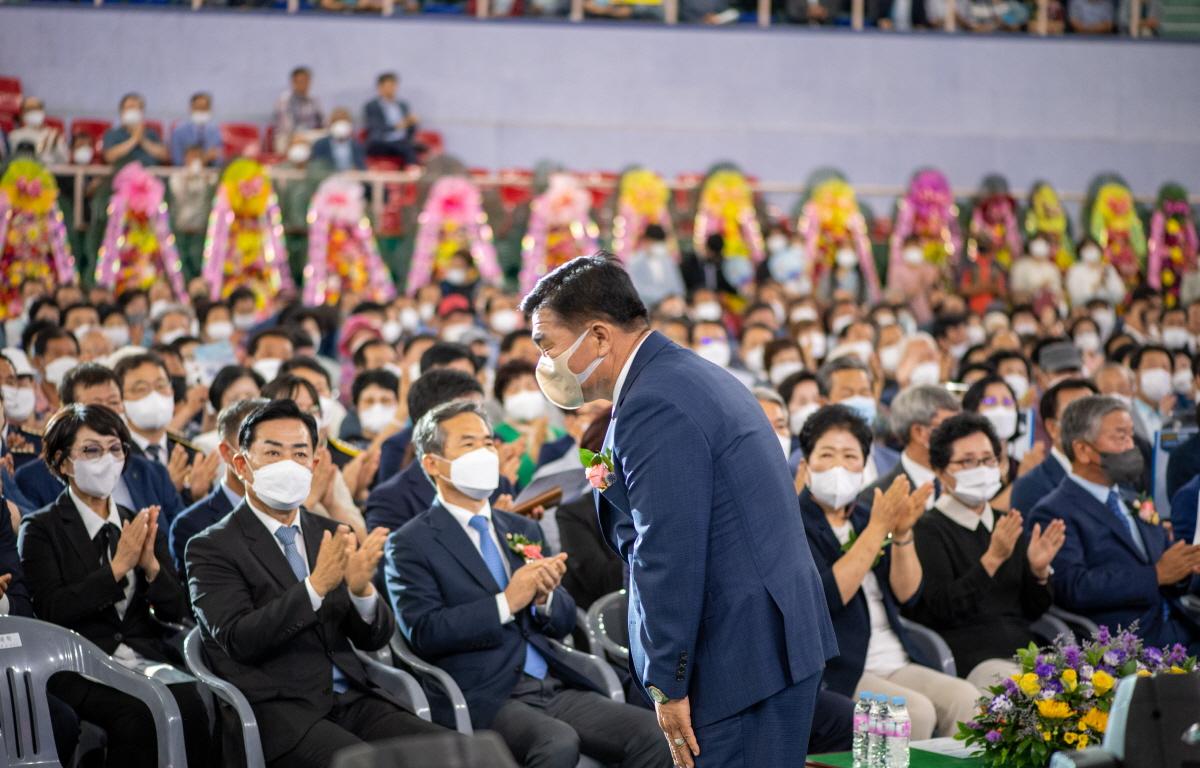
left=490, top=511, right=528, bottom=577
left=612, top=331, right=670, bottom=416
left=1068, top=482, right=1148, bottom=563
left=299, top=510, right=325, bottom=572
left=234, top=503, right=305, bottom=589
left=54, top=492, right=102, bottom=572
left=429, top=503, right=501, bottom=593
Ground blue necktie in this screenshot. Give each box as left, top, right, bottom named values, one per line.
left=468, top=515, right=547, bottom=680
left=274, top=525, right=349, bottom=694
left=1106, top=491, right=1148, bottom=561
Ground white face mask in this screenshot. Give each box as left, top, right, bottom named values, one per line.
left=841, top=395, right=877, bottom=425
left=191, top=110, right=211, bottom=125
left=125, top=391, right=175, bottom=432
left=246, top=458, right=313, bottom=511
left=966, top=324, right=986, bottom=346
left=440, top=447, right=499, bottom=501
left=777, top=433, right=792, bottom=460
left=809, top=466, right=863, bottom=510
left=359, top=403, right=396, bottom=436
left=24, top=110, right=45, bottom=128
left=789, top=403, right=820, bottom=436
left=418, top=303, right=437, bottom=322
left=44, top=356, right=79, bottom=389
left=1080, top=245, right=1102, bottom=264
left=535, top=328, right=604, bottom=410
left=981, top=406, right=1019, bottom=440
left=909, top=361, right=942, bottom=387
left=399, top=307, right=421, bottom=331
left=1091, top=310, right=1116, bottom=339
left=206, top=321, right=233, bottom=342
left=504, top=390, right=546, bottom=423
left=1029, top=239, right=1051, bottom=259
left=160, top=329, right=186, bottom=346
left=1162, top=327, right=1192, bottom=351
left=442, top=323, right=472, bottom=344
left=2, top=385, right=36, bottom=422
left=743, top=345, right=765, bottom=374
left=949, top=465, right=1002, bottom=507
left=287, top=144, right=311, bottom=164
left=1173, top=369, right=1194, bottom=395
left=835, top=248, right=858, bottom=268
left=330, top=120, right=353, bottom=140
left=693, top=302, right=722, bottom=323
left=233, top=312, right=258, bottom=330
left=790, top=306, right=818, bottom=324
left=121, top=108, right=143, bottom=127
left=1139, top=368, right=1173, bottom=402
left=767, top=234, right=788, bottom=253
left=71, top=453, right=125, bottom=499
left=319, top=395, right=345, bottom=429
left=73, top=146, right=95, bottom=165
left=490, top=310, right=521, bottom=335
left=803, top=334, right=827, bottom=360
left=444, top=268, right=469, bottom=286
left=103, top=325, right=131, bottom=348
left=903, top=246, right=924, bottom=265
left=1074, top=332, right=1100, bottom=353
left=381, top=319, right=403, bottom=343
left=695, top=340, right=731, bottom=368
left=879, top=344, right=903, bottom=375
left=253, top=358, right=283, bottom=383
left=949, top=342, right=969, bottom=360
left=830, top=315, right=854, bottom=336
left=1003, top=374, right=1030, bottom=402
left=770, top=360, right=804, bottom=386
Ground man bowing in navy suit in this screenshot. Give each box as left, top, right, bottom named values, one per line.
left=521, top=254, right=838, bottom=768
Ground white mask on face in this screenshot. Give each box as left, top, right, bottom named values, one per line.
left=743, top=345, right=765, bottom=374
left=1003, top=374, right=1030, bottom=402
left=949, top=466, right=1002, bottom=507
left=73, top=146, right=95, bottom=165
left=835, top=248, right=858, bottom=268
left=909, top=361, right=942, bottom=387
left=490, top=310, right=521, bottom=335
left=319, top=395, right=345, bottom=429
left=770, top=361, right=804, bottom=386
left=2, top=385, right=36, bottom=422
left=441, top=323, right=472, bottom=344
left=399, top=307, right=421, bottom=331
left=120, top=108, right=143, bottom=127
left=693, top=302, right=722, bottom=323
left=44, top=356, right=79, bottom=389
left=903, top=246, right=924, bottom=265
left=841, top=395, right=877, bottom=425
left=381, top=320, right=403, bottom=343
left=23, top=110, right=45, bottom=128
left=790, top=306, right=818, bottom=324
left=205, top=321, right=233, bottom=342
left=804, top=334, right=827, bottom=360
left=1173, top=369, right=1194, bottom=396
left=103, top=325, right=131, bottom=348
left=1162, top=327, right=1192, bottom=351
left=1029, top=239, right=1051, bottom=259
left=777, top=433, right=792, bottom=460
left=504, top=390, right=547, bottom=423
left=949, top=342, right=969, bottom=360
left=359, top=403, right=396, bottom=436
left=695, top=341, right=731, bottom=368
left=1080, top=245, right=1102, bottom=264
left=966, top=324, right=987, bottom=346
left=789, top=403, right=820, bottom=436
left=246, top=458, right=313, bottom=511
left=1139, top=368, right=1173, bottom=402
left=981, top=406, right=1019, bottom=440
left=330, top=120, right=353, bottom=140
left=441, top=447, right=499, bottom=501
left=535, top=328, right=605, bottom=410
left=1074, top=332, right=1100, bottom=354
left=767, top=234, right=788, bottom=253
left=190, top=110, right=211, bottom=125
left=124, top=391, right=175, bottom=432
left=71, top=453, right=125, bottom=499
left=160, top=329, right=186, bottom=346
left=830, top=315, right=854, bottom=336
left=808, top=466, right=863, bottom=510
left=444, top=268, right=469, bottom=286
left=233, top=312, right=258, bottom=331
left=879, top=344, right=903, bottom=375
left=1091, top=309, right=1116, bottom=340
left=253, top=358, right=283, bottom=383
left=418, top=303, right=436, bottom=322
left=287, top=144, right=311, bottom=164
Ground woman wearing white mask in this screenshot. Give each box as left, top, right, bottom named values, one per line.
left=199, top=303, right=235, bottom=344
left=1065, top=236, right=1127, bottom=308
left=8, top=96, right=67, bottom=165
left=493, top=360, right=571, bottom=491
left=763, top=339, right=806, bottom=388
left=798, top=404, right=978, bottom=740
left=962, top=375, right=1039, bottom=513
left=908, top=414, right=1065, bottom=689
left=0, top=352, right=41, bottom=462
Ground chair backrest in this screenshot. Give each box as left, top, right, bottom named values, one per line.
left=181, top=627, right=266, bottom=768
left=0, top=616, right=186, bottom=767
left=585, top=589, right=630, bottom=663
left=897, top=616, right=957, bottom=677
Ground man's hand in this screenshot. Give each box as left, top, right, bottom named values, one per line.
left=310, top=526, right=351, bottom=596
left=498, top=438, right=525, bottom=485
left=656, top=696, right=700, bottom=768
left=136, top=506, right=161, bottom=581
left=532, top=553, right=567, bottom=605
left=343, top=447, right=380, bottom=501
left=1026, top=518, right=1066, bottom=580
left=793, top=459, right=808, bottom=496
left=982, top=510, right=1023, bottom=575
left=894, top=482, right=934, bottom=536
left=345, top=527, right=388, bottom=597
left=1156, top=541, right=1200, bottom=585
left=188, top=450, right=221, bottom=499
left=111, top=510, right=149, bottom=582
left=305, top=447, right=336, bottom=510
left=166, top=445, right=190, bottom=492
left=867, top=475, right=911, bottom=536
left=504, top=554, right=567, bottom=613
left=0, top=573, right=11, bottom=600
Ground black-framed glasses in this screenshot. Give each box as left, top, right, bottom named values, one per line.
left=73, top=443, right=128, bottom=461
left=947, top=456, right=999, bottom=470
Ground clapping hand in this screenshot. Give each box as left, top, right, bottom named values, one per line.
left=894, top=481, right=934, bottom=536
left=1027, top=518, right=1066, bottom=580
left=136, top=506, right=161, bottom=581
left=188, top=450, right=222, bottom=498
left=310, top=525, right=352, bottom=597
left=867, top=475, right=912, bottom=536
left=345, top=527, right=388, bottom=597
left=166, top=445, right=190, bottom=493
left=1017, top=442, right=1046, bottom=479
left=0, top=573, right=11, bottom=600
left=1155, top=541, right=1200, bottom=585
left=981, top=509, right=1024, bottom=576
left=111, top=510, right=149, bottom=582
left=498, top=438, right=525, bottom=485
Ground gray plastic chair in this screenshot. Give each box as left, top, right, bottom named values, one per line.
left=585, top=590, right=630, bottom=665
left=1030, top=612, right=1074, bottom=645
left=183, top=627, right=431, bottom=768
left=0, top=615, right=187, bottom=767
left=1048, top=606, right=1101, bottom=639
left=897, top=616, right=957, bottom=677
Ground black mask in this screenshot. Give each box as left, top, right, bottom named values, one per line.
left=1096, top=446, right=1143, bottom=486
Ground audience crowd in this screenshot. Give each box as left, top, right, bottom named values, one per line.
left=0, top=183, right=1199, bottom=767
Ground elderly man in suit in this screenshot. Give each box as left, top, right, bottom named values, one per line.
left=1029, top=395, right=1200, bottom=655
left=386, top=401, right=669, bottom=768
left=362, top=71, right=423, bottom=165
left=521, top=254, right=837, bottom=768
left=859, top=384, right=961, bottom=510
left=1010, top=378, right=1098, bottom=516
left=186, top=400, right=446, bottom=768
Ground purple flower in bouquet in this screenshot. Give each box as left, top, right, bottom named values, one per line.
left=1043, top=680, right=1064, bottom=695
left=1167, top=644, right=1189, bottom=665
left=1103, top=650, right=1124, bottom=667
left=1097, top=625, right=1111, bottom=644
left=1143, top=646, right=1163, bottom=667
left=985, top=730, right=1002, bottom=743
left=1062, top=645, right=1081, bottom=668
left=1035, top=660, right=1056, bottom=678
left=1003, top=677, right=1018, bottom=695
left=989, top=695, right=1012, bottom=714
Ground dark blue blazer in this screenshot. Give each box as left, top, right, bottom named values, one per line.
left=1029, top=477, right=1184, bottom=646
left=1167, top=433, right=1200, bottom=501
left=0, top=495, right=33, bottom=617
left=597, top=332, right=836, bottom=728
left=385, top=502, right=593, bottom=728
left=8, top=426, right=41, bottom=471
left=169, top=485, right=237, bottom=578
left=374, top=425, right=413, bottom=486
left=14, top=455, right=183, bottom=527
left=799, top=489, right=929, bottom=696
left=1, top=464, right=36, bottom=517
left=1169, top=475, right=1199, bottom=549
left=363, top=97, right=414, bottom=144
left=1010, top=453, right=1067, bottom=517
left=365, top=462, right=515, bottom=534
left=311, top=137, right=367, bottom=171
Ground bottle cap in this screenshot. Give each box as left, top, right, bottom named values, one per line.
left=859, top=691, right=872, bottom=700
left=892, top=696, right=906, bottom=705
left=876, top=694, right=889, bottom=702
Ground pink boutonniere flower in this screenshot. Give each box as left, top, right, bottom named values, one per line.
left=580, top=447, right=616, bottom=493
left=505, top=533, right=544, bottom=562
left=1132, top=495, right=1160, bottom=526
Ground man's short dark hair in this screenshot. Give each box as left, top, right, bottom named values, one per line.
left=494, top=360, right=537, bottom=403
left=377, top=71, right=398, bottom=85
left=419, top=342, right=477, bottom=375
left=61, top=303, right=96, bottom=326
left=798, top=404, right=873, bottom=461
left=279, top=356, right=333, bottom=390
left=353, top=339, right=394, bottom=370
left=43, top=404, right=132, bottom=481
left=642, top=224, right=666, bottom=241
left=238, top=399, right=318, bottom=451
left=500, top=330, right=532, bottom=355
left=246, top=328, right=293, bottom=358
left=112, top=352, right=169, bottom=394
left=61, top=363, right=120, bottom=405
left=778, top=371, right=819, bottom=405
left=218, top=397, right=269, bottom=443
left=929, top=413, right=1001, bottom=472
left=351, top=369, right=399, bottom=406
left=261, top=375, right=319, bottom=407
left=986, top=349, right=1032, bottom=379
left=518, top=253, right=649, bottom=331
left=403, top=333, right=437, bottom=356
left=32, top=327, right=79, bottom=358
left=816, top=356, right=873, bottom=396
left=407, top=369, right=483, bottom=425
left=291, top=66, right=311, bottom=79
left=1130, top=344, right=1173, bottom=372
left=190, top=91, right=211, bottom=105
left=1039, top=378, right=1099, bottom=424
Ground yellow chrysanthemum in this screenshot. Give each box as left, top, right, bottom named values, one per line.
left=1019, top=673, right=1041, bottom=696
left=1037, top=699, right=1074, bottom=720
left=1081, top=708, right=1108, bottom=733
left=1077, top=734, right=1089, bottom=749
left=1092, top=670, right=1114, bottom=695
left=1063, top=732, right=1078, bottom=745
left=1061, top=669, right=1078, bottom=692
left=1169, top=665, right=1187, bottom=674
left=1042, top=731, right=1051, bottom=742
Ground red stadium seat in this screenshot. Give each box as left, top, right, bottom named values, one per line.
left=0, top=114, right=13, bottom=135
left=144, top=119, right=165, bottom=142
left=220, top=122, right=262, bottom=160
left=45, top=116, right=66, bottom=135
left=415, top=129, right=444, bottom=160
left=0, top=76, right=21, bottom=118
left=71, top=118, right=112, bottom=152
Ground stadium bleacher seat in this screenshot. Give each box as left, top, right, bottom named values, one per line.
left=220, top=121, right=263, bottom=160
left=0, top=75, right=21, bottom=119
left=70, top=117, right=112, bottom=152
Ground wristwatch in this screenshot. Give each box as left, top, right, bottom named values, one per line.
left=648, top=685, right=670, bottom=705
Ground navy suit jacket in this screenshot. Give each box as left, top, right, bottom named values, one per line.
left=1010, top=453, right=1067, bottom=517
left=385, top=501, right=593, bottom=728
left=365, top=462, right=516, bottom=534
left=375, top=425, right=413, bottom=486
left=14, top=454, right=183, bottom=527
left=1170, top=475, right=1200, bottom=548
left=1029, top=478, right=1186, bottom=646
left=363, top=97, right=414, bottom=144
left=597, top=332, right=836, bottom=727
left=1167, top=434, right=1200, bottom=501
left=169, top=485, right=237, bottom=579
left=799, top=489, right=929, bottom=696
left=311, top=137, right=367, bottom=171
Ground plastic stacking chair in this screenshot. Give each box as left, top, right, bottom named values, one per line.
left=585, top=590, right=630, bottom=665
left=1030, top=612, right=1074, bottom=645
left=897, top=617, right=957, bottom=677
left=183, top=627, right=431, bottom=768
left=1047, top=606, right=1101, bottom=639
left=0, top=615, right=187, bottom=767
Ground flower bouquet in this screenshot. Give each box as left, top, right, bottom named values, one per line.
left=957, top=624, right=1196, bottom=768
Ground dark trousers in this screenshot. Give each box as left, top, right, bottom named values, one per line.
left=490, top=674, right=671, bottom=768
left=691, top=671, right=821, bottom=768
left=48, top=673, right=212, bottom=768
left=267, top=692, right=447, bottom=768
left=809, top=688, right=854, bottom=754
left=366, top=139, right=421, bottom=166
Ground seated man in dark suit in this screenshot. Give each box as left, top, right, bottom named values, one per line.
left=168, top=397, right=265, bottom=579
left=311, top=108, right=367, bottom=172
left=187, top=400, right=445, bottom=768
left=362, top=71, right=422, bottom=165
left=858, top=384, right=960, bottom=511
left=1011, top=378, right=1098, bottom=517
left=15, top=363, right=183, bottom=522
left=1029, top=395, right=1200, bottom=654
left=387, top=401, right=670, bottom=768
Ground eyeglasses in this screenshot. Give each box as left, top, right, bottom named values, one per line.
left=947, top=456, right=999, bottom=470
left=981, top=396, right=1015, bottom=408
left=73, top=443, right=127, bottom=461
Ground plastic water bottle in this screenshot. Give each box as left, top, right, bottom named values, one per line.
left=868, top=694, right=890, bottom=768
left=851, top=692, right=873, bottom=768
left=886, top=696, right=911, bottom=768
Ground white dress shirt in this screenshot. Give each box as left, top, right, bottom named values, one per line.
left=1050, top=447, right=1072, bottom=476
left=246, top=500, right=378, bottom=621
left=830, top=519, right=909, bottom=676
left=900, top=451, right=937, bottom=510
left=130, top=430, right=170, bottom=463
left=935, top=492, right=995, bottom=533
left=611, top=331, right=653, bottom=409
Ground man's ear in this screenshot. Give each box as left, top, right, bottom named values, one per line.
left=421, top=453, right=441, bottom=481
left=591, top=322, right=613, bottom=357
left=231, top=450, right=252, bottom=485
